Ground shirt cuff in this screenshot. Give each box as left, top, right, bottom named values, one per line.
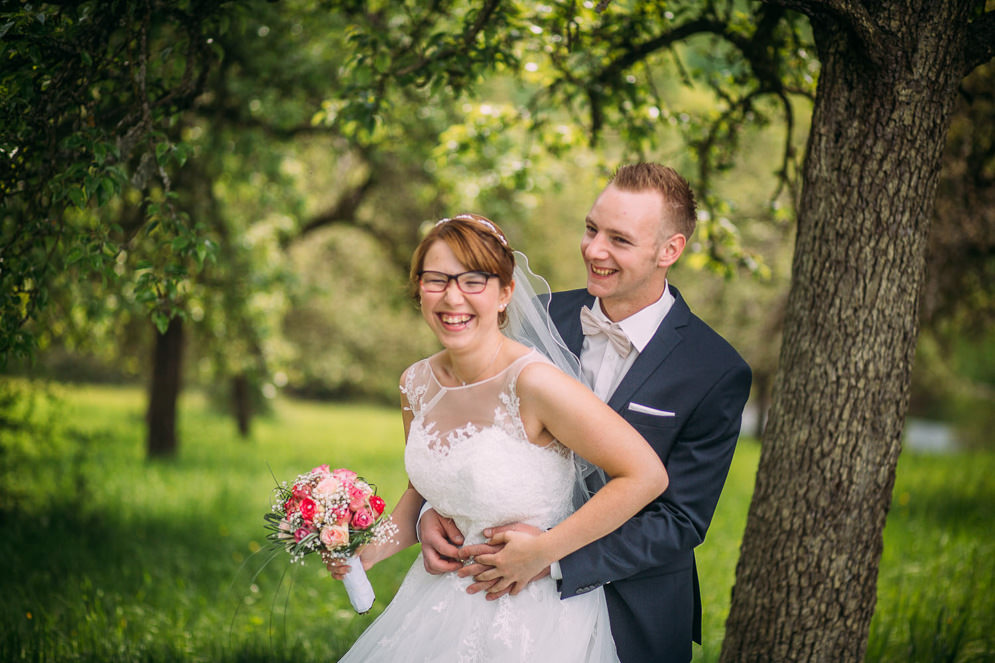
left=549, top=560, right=562, bottom=581
left=415, top=502, right=432, bottom=543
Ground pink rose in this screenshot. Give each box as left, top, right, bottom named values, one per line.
left=348, top=484, right=372, bottom=511
left=320, top=525, right=350, bottom=548
left=284, top=497, right=299, bottom=515
left=314, top=476, right=341, bottom=497
left=352, top=509, right=374, bottom=529
left=332, top=468, right=358, bottom=482
left=292, top=483, right=310, bottom=501
left=311, top=464, right=331, bottom=475
left=293, top=527, right=311, bottom=543
left=370, top=495, right=386, bottom=516
left=277, top=519, right=293, bottom=540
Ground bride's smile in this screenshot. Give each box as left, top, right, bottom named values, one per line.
left=438, top=312, right=474, bottom=330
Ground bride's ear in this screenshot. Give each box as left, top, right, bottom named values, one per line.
left=499, top=280, right=515, bottom=311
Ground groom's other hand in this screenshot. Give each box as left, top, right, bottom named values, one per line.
left=419, top=508, right=465, bottom=574
left=459, top=523, right=549, bottom=600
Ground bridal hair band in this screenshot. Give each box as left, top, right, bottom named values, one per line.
left=435, top=214, right=509, bottom=246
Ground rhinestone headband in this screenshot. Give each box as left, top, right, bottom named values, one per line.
left=435, top=214, right=508, bottom=246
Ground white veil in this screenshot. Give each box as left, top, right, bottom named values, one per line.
left=505, top=250, right=599, bottom=507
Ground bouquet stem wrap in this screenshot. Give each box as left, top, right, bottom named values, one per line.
left=343, top=555, right=375, bottom=613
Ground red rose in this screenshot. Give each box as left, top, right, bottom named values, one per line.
left=299, top=497, right=317, bottom=522
left=331, top=506, right=350, bottom=525
left=294, top=527, right=311, bottom=542
left=284, top=497, right=299, bottom=514
left=370, top=495, right=385, bottom=516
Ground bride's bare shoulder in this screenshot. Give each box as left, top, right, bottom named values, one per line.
left=516, top=354, right=581, bottom=398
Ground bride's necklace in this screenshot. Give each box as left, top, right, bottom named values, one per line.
left=448, top=338, right=504, bottom=386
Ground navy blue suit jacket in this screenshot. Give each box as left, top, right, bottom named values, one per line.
left=551, top=286, right=751, bottom=663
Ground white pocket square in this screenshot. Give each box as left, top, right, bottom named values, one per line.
left=627, top=402, right=676, bottom=417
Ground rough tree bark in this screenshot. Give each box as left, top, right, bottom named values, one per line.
left=146, top=317, right=184, bottom=458
left=721, top=2, right=990, bottom=661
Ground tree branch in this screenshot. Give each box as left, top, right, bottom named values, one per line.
left=964, top=9, right=995, bottom=74
left=195, top=102, right=337, bottom=141
left=298, top=172, right=378, bottom=237
left=760, top=0, right=888, bottom=67
left=393, top=0, right=502, bottom=79
left=594, top=18, right=730, bottom=85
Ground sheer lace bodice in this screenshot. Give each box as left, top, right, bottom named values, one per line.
left=338, top=349, right=618, bottom=662
left=402, top=350, right=576, bottom=545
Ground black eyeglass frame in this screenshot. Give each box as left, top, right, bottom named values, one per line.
left=417, top=270, right=499, bottom=294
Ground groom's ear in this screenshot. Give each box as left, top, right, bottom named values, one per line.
left=657, top=233, right=686, bottom=268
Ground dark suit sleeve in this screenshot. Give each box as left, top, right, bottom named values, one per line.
left=558, top=358, right=752, bottom=598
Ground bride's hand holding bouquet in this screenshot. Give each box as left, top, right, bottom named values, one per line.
left=264, top=464, right=397, bottom=613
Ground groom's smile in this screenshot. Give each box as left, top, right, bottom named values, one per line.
left=590, top=265, right=618, bottom=278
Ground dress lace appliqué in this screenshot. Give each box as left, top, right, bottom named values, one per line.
left=338, top=350, right=619, bottom=663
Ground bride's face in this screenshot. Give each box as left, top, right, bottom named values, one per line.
left=418, top=240, right=511, bottom=350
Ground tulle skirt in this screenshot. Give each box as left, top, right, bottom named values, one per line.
left=338, top=553, right=619, bottom=662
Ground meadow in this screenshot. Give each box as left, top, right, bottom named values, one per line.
left=1, top=380, right=993, bottom=662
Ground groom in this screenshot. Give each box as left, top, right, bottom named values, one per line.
left=420, top=163, right=752, bottom=663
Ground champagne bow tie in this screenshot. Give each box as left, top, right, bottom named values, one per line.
left=580, top=306, right=632, bottom=357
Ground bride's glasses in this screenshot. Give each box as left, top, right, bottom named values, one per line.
left=418, top=270, right=498, bottom=294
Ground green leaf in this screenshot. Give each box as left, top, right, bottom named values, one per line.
left=67, top=187, right=86, bottom=209
left=65, top=246, right=84, bottom=265
left=152, top=311, right=170, bottom=335
left=97, top=177, right=116, bottom=206
left=173, top=143, right=190, bottom=167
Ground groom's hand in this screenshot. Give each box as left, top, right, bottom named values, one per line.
left=458, top=523, right=549, bottom=600
left=419, top=508, right=465, bottom=575
left=455, top=539, right=503, bottom=591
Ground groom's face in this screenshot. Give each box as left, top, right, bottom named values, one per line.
left=581, top=184, right=672, bottom=322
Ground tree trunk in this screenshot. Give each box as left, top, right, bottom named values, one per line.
left=721, top=3, right=973, bottom=661
left=146, top=317, right=184, bottom=458
left=232, top=373, right=251, bottom=438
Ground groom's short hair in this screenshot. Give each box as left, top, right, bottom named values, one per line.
left=610, top=163, right=697, bottom=240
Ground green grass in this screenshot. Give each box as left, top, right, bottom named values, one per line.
left=1, top=380, right=993, bottom=662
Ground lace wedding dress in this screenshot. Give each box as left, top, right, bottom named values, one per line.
left=338, top=350, right=618, bottom=662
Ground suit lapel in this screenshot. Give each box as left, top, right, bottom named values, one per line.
left=607, top=287, right=690, bottom=412
left=556, top=292, right=592, bottom=359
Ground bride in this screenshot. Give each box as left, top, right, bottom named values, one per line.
left=331, top=213, right=668, bottom=661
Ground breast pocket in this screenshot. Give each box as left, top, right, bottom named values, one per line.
left=625, top=402, right=680, bottom=430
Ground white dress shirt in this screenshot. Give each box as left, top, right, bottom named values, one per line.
left=580, top=284, right=676, bottom=400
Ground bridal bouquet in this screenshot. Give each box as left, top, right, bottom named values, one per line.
left=264, top=464, right=396, bottom=613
